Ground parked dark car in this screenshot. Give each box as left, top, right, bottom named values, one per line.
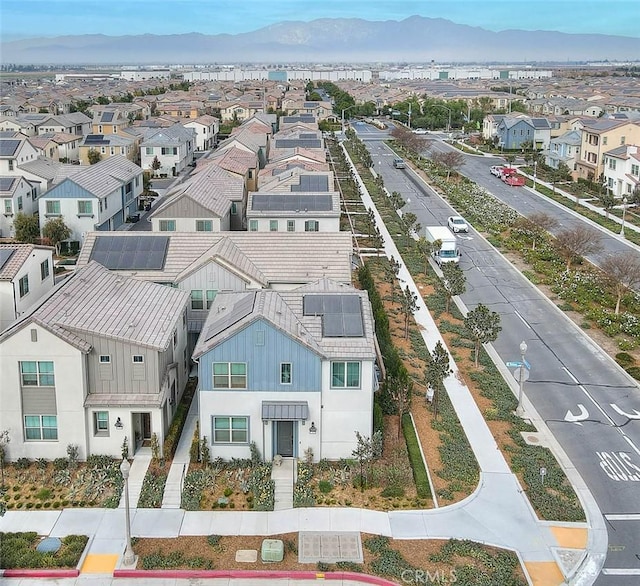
left=127, top=213, right=140, bottom=223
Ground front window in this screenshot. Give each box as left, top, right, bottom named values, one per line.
left=191, top=290, right=204, bottom=310
left=24, top=415, right=58, bottom=441
left=331, top=361, right=360, bottom=388
left=17, top=196, right=23, bottom=211
left=631, top=164, right=639, bottom=177
left=78, top=200, right=93, bottom=215
left=40, top=259, right=50, bottom=280
left=287, top=220, right=295, bottom=232
left=99, top=355, right=111, bottom=363
left=196, top=220, right=212, bottom=232
left=249, top=219, right=258, bottom=232
left=269, top=220, right=278, bottom=232
left=46, top=200, right=60, bottom=215
left=4, top=200, right=12, bottom=214
left=19, top=274, right=29, bottom=298
left=159, top=220, right=176, bottom=231
left=213, top=362, right=247, bottom=389
left=20, top=361, right=55, bottom=386
left=305, top=220, right=319, bottom=232
left=145, top=147, right=153, bottom=155
left=213, top=416, right=248, bottom=444
left=94, top=411, right=109, bottom=435
left=281, top=363, right=292, bottom=384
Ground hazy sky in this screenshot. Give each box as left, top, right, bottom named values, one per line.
left=2, top=0, right=639, bottom=40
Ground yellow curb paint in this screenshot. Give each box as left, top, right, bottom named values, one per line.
left=80, top=553, right=119, bottom=574
left=524, top=561, right=565, bottom=586
left=550, top=526, right=588, bottom=549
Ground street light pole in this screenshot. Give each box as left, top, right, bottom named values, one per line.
left=120, top=458, right=136, bottom=567
left=516, top=341, right=527, bottom=417
left=533, top=161, right=537, bottom=191
left=620, top=196, right=628, bottom=237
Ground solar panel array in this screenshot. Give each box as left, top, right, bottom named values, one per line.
left=84, top=135, right=108, bottom=144
left=303, top=294, right=364, bottom=337
left=275, top=139, right=322, bottom=149
left=291, top=175, right=329, bottom=192
left=0, top=177, right=17, bottom=192
left=101, top=112, right=114, bottom=122
left=0, top=139, right=21, bottom=157
left=0, top=248, right=16, bottom=271
left=252, top=193, right=332, bottom=212
left=90, top=235, right=169, bottom=270
left=204, top=292, right=255, bottom=342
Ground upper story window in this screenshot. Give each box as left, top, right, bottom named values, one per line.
left=269, top=220, right=278, bottom=232
left=78, top=200, right=93, bottom=215
left=249, top=220, right=258, bottom=232
left=40, top=259, right=50, bottom=280
left=4, top=199, right=12, bottom=214
left=196, top=220, right=212, bottom=232
left=281, top=363, right=292, bottom=385
left=213, top=362, right=247, bottom=389
left=305, top=220, right=319, bottom=232
left=608, top=159, right=617, bottom=170
left=99, top=355, right=111, bottom=363
left=20, top=360, right=54, bottom=386
left=132, top=355, right=144, bottom=363
left=206, top=290, right=217, bottom=309
left=231, top=202, right=238, bottom=215
left=46, top=200, right=61, bottom=215
left=191, top=290, right=204, bottom=310
left=159, top=220, right=176, bottom=232
left=145, top=147, right=153, bottom=155
left=18, top=274, right=29, bottom=298
left=631, top=164, right=639, bottom=177
left=287, top=220, right=295, bottom=232
left=8, top=160, right=14, bottom=170
left=331, top=361, right=360, bottom=389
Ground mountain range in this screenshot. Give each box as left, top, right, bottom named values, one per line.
left=2, top=16, right=639, bottom=65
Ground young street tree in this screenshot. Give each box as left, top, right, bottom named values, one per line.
left=372, top=227, right=384, bottom=257
left=390, top=191, right=405, bottom=211
left=12, top=213, right=40, bottom=243
left=351, top=430, right=383, bottom=491
left=441, top=262, right=467, bottom=313
left=431, top=150, right=465, bottom=179
left=425, top=341, right=451, bottom=419
left=517, top=212, right=558, bottom=250
left=42, top=217, right=71, bottom=255
left=400, top=285, right=418, bottom=339
left=384, top=256, right=401, bottom=304
left=555, top=226, right=603, bottom=271
left=416, top=236, right=437, bottom=274
left=401, top=211, right=420, bottom=247
left=599, top=252, right=640, bottom=314
left=464, top=303, right=502, bottom=368
left=386, top=370, right=413, bottom=439
left=151, top=155, right=162, bottom=177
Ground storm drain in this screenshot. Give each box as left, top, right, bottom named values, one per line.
left=298, top=531, right=363, bottom=563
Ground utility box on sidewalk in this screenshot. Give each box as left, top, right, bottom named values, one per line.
left=261, top=539, right=284, bottom=562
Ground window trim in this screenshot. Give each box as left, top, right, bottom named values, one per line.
left=132, top=355, right=144, bottom=364
left=191, top=289, right=204, bottom=310
left=24, top=414, right=58, bottom=441
left=330, top=361, right=361, bottom=389
left=40, top=259, right=50, bottom=281
left=93, top=411, right=109, bottom=436
left=195, top=219, right=213, bottom=232
left=213, top=362, right=247, bottom=389
left=212, top=415, right=249, bottom=444
left=159, top=219, right=176, bottom=232
left=249, top=219, right=258, bottom=232
left=280, top=362, right=292, bottom=385
left=20, top=360, right=55, bottom=386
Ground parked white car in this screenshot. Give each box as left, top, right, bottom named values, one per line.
left=490, top=165, right=504, bottom=177
left=447, top=215, right=469, bottom=233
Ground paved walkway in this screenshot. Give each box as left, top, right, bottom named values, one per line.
left=162, top=398, right=198, bottom=508
left=272, top=458, right=295, bottom=510
left=118, top=452, right=151, bottom=510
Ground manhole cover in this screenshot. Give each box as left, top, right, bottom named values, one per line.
left=36, top=537, right=62, bottom=553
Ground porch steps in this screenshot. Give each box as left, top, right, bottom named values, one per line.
left=119, top=453, right=151, bottom=509
left=272, top=458, right=294, bottom=510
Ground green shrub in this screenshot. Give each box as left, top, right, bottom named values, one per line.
left=615, top=352, right=635, bottom=367
left=626, top=366, right=640, bottom=381
left=401, top=414, right=431, bottom=500
left=164, top=380, right=197, bottom=458
left=53, top=457, right=68, bottom=470
left=223, top=487, right=233, bottom=497
left=35, top=488, right=52, bottom=501
left=380, top=484, right=405, bottom=498
left=15, top=458, right=31, bottom=469
left=318, top=480, right=333, bottom=494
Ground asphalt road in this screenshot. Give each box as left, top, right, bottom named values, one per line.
left=354, top=123, right=640, bottom=583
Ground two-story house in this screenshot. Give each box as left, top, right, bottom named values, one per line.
left=140, top=124, right=196, bottom=177
left=38, top=132, right=82, bottom=163
left=78, top=134, right=136, bottom=165
left=0, top=136, right=39, bottom=174
left=149, top=164, right=246, bottom=232
left=0, top=176, right=38, bottom=238
left=0, top=261, right=190, bottom=461
left=602, top=145, right=640, bottom=198
left=39, top=155, right=143, bottom=243
left=495, top=117, right=535, bottom=150
left=0, top=244, right=55, bottom=331
left=545, top=130, right=582, bottom=176
left=183, top=115, right=220, bottom=151
left=576, top=119, right=640, bottom=182
left=193, top=279, right=377, bottom=462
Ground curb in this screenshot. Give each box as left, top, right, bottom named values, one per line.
left=114, top=569, right=399, bottom=584
left=2, top=569, right=79, bottom=578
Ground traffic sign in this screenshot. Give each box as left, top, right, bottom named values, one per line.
left=512, top=367, right=529, bottom=382
left=523, top=359, right=531, bottom=370
left=506, top=361, right=522, bottom=368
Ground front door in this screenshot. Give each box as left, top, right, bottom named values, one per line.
left=142, top=413, right=152, bottom=440
left=275, top=421, right=294, bottom=457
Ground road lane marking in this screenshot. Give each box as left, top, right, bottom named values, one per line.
left=602, top=569, right=640, bottom=575
left=513, top=309, right=531, bottom=328
left=597, top=451, right=640, bottom=482
left=605, top=514, right=640, bottom=521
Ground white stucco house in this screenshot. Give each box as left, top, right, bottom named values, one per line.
left=140, top=124, right=196, bottom=177
left=0, top=175, right=38, bottom=238
left=184, top=115, right=220, bottom=151
left=0, top=243, right=55, bottom=331
left=0, top=261, right=190, bottom=461
left=602, top=144, right=640, bottom=198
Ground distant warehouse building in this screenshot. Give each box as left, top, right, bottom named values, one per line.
left=120, top=69, right=171, bottom=81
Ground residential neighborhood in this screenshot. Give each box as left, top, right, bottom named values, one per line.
left=1, top=19, right=640, bottom=583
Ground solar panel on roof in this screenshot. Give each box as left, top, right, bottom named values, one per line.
left=0, top=177, right=17, bottom=191
left=252, top=193, right=331, bottom=212
left=291, top=175, right=329, bottom=192
left=0, top=140, right=21, bottom=157
left=274, top=139, right=322, bottom=149
left=303, top=294, right=364, bottom=337
left=101, top=112, right=114, bottom=122
left=84, top=135, right=106, bottom=144
left=90, top=235, right=169, bottom=270
left=0, top=248, right=16, bottom=271
left=300, top=133, right=318, bottom=139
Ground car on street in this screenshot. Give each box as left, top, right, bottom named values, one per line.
left=490, top=165, right=504, bottom=176
left=393, top=158, right=406, bottom=169
left=447, top=215, right=469, bottom=233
